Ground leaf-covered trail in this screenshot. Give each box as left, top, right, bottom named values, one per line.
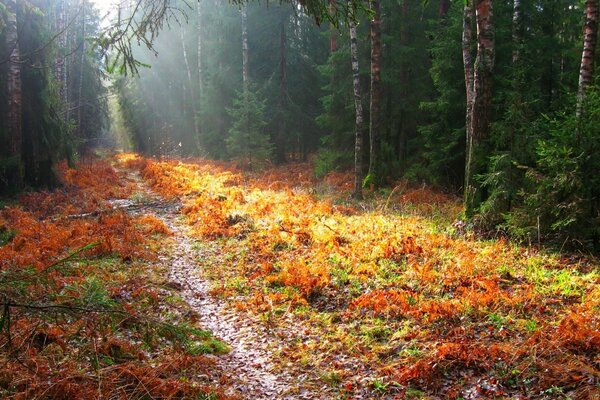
left=113, top=154, right=599, bottom=400
left=123, top=170, right=331, bottom=399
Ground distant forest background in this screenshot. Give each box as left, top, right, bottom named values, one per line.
left=1, top=0, right=599, bottom=250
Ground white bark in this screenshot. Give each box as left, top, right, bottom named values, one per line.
left=241, top=5, right=249, bottom=91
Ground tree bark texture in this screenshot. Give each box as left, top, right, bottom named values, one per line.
left=462, top=0, right=475, bottom=208
left=465, top=0, right=495, bottom=217
left=329, top=0, right=337, bottom=53
left=196, top=0, right=205, bottom=152
left=439, top=0, right=450, bottom=18
left=512, top=0, right=522, bottom=64
left=368, top=0, right=382, bottom=185
left=180, top=25, right=200, bottom=149
left=76, top=0, right=87, bottom=148
left=241, top=5, right=249, bottom=91
left=5, top=0, right=23, bottom=185
left=56, top=0, right=68, bottom=114
left=576, top=0, right=599, bottom=119
left=349, top=16, right=365, bottom=199
left=197, top=0, right=205, bottom=101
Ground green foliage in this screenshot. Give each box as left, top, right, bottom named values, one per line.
left=0, top=0, right=107, bottom=192
left=489, top=91, right=600, bottom=249
left=226, top=87, right=272, bottom=163
left=314, top=149, right=352, bottom=178
left=0, top=228, right=16, bottom=247
left=417, top=5, right=468, bottom=187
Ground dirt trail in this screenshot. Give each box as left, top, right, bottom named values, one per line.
left=123, top=171, right=329, bottom=399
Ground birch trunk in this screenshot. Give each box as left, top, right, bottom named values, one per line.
left=368, top=0, right=382, bottom=185
left=197, top=0, right=205, bottom=101
left=56, top=0, right=68, bottom=114
left=180, top=26, right=200, bottom=147
left=512, top=0, right=522, bottom=64
left=6, top=0, right=23, bottom=185
left=349, top=16, right=365, bottom=199
left=241, top=5, right=249, bottom=91
left=77, top=0, right=87, bottom=149
left=576, top=0, right=599, bottom=119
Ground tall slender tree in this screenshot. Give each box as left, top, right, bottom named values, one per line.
left=368, top=0, right=382, bottom=185
left=511, top=0, right=522, bottom=64
left=463, top=0, right=475, bottom=209
left=439, top=0, right=450, bottom=18
left=576, top=0, right=599, bottom=120
left=180, top=25, right=200, bottom=148
left=5, top=0, right=23, bottom=187
left=56, top=0, right=68, bottom=115
left=241, top=4, right=249, bottom=91
left=76, top=0, right=87, bottom=150
left=465, top=0, right=495, bottom=217
left=350, top=11, right=365, bottom=199
left=197, top=0, right=205, bottom=152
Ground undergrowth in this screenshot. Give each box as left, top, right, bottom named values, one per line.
left=123, top=152, right=600, bottom=399
left=0, top=156, right=233, bottom=400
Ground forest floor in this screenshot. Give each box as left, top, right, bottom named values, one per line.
left=0, top=153, right=598, bottom=399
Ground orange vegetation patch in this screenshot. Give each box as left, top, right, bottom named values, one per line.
left=136, top=214, right=173, bottom=236
left=124, top=155, right=600, bottom=398
left=1, top=159, right=150, bottom=270
left=0, top=157, right=228, bottom=400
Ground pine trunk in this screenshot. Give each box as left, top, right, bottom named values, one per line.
left=463, top=1, right=475, bottom=204
left=241, top=5, right=249, bottom=92
left=368, top=0, right=382, bottom=185
left=329, top=0, right=337, bottom=53
left=576, top=0, right=599, bottom=119
left=439, top=0, right=450, bottom=18
left=349, top=17, right=365, bottom=199
left=465, top=0, right=495, bottom=217
left=6, top=0, right=23, bottom=186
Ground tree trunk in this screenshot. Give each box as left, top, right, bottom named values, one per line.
left=241, top=5, right=249, bottom=91
left=439, top=0, right=450, bottom=18
left=276, top=10, right=287, bottom=164
left=180, top=25, right=200, bottom=150
left=398, top=0, right=409, bottom=164
left=463, top=1, right=475, bottom=202
left=196, top=0, right=205, bottom=152
left=349, top=16, right=365, bottom=199
left=329, top=0, right=337, bottom=53
left=5, top=0, right=23, bottom=186
left=512, top=0, right=522, bottom=64
left=77, top=0, right=87, bottom=150
left=56, top=0, right=68, bottom=116
left=576, top=0, right=599, bottom=119
left=368, top=0, right=382, bottom=185
left=465, top=0, right=495, bottom=217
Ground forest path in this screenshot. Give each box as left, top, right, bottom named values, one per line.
left=120, top=169, right=330, bottom=400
